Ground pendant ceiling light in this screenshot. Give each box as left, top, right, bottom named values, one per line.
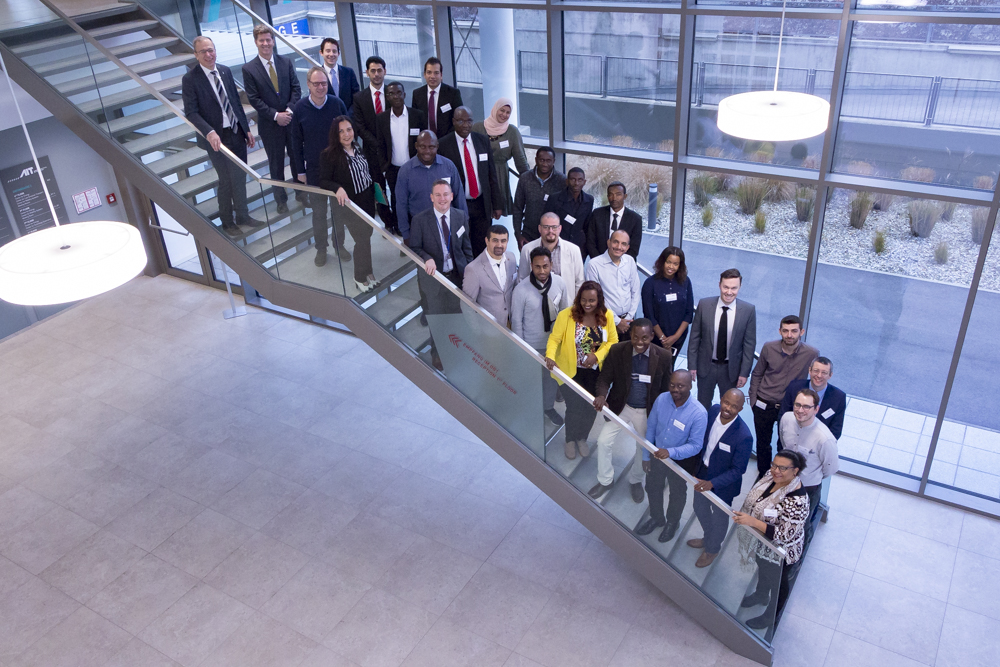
left=716, top=0, right=830, bottom=142
left=0, top=50, right=146, bottom=306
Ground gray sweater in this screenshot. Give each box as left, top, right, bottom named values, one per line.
left=510, top=273, right=571, bottom=350
left=778, top=412, right=839, bottom=487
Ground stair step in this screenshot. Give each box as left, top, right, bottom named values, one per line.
left=171, top=150, right=268, bottom=198
left=195, top=178, right=271, bottom=220
left=146, top=145, right=205, bottom=176
left=58, top=52, right=194, bottom=96
left=12, top=19, right=161, bottom=57
left=123, top=103, right=255, bottom=155
left=395, top=314, right=432, bottom=352
left=105, top=103, right=179, bottom=136
left=77, top=73, right=182, bottom=114
left=242, top=202, right=311, bottom=259
left=365, top=277, right=420, bottom=328
left=36, top=35, right=180, bottom=77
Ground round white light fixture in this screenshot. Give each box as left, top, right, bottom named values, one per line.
left=0, top=221, right=147, bottom=306
left=717, top=91, right=830, bottom=142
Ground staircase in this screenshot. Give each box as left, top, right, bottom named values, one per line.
left=0, top=2, right=781, bottom=663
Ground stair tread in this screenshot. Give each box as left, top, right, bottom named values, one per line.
left=125, top=121, right=195, bottom=155
left=58, top=53, right=194, bottom=96
left=77, top=73, right=183, bottom=113
left=105, top=103, right=177, bottom=134
left=36, top=35, right=180, bottom=76
left=147, top=145, right=204, bottom=175
left=366, top=277, right=420, bottom=327
left=171, top=150, right=268, bottom=198
left=395, top=314, right=432, bottom=352
left=12, top=19, right=161, bottom=57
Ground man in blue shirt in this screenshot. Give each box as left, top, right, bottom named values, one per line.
left=778, top=356, right=846, bottom=441
left=636, top=370, right=708, bottom=543
left=394, top=130, right=467, bottom=241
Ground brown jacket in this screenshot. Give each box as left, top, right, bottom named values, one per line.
left=594, top=341, right=673, bottom=416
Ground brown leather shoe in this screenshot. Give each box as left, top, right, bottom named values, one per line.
left=695, top=551, right=718, bottom=568
left=564, top=440, right=576, bottom=460
left=687, top=538, right=704, bottom=549
left=577, top=440, right=591, bottom=458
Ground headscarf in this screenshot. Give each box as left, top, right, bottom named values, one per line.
left=530, top=271, right=554, bottom=332
left=483, top=97, right=514, bottom=137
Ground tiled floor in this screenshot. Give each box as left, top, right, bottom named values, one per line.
left=0, top=275, right=999, bottom=667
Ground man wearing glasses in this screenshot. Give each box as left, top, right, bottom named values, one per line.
left=517, top=213, right=584, bottom=300
left=778, top=387, right=839, bottom=546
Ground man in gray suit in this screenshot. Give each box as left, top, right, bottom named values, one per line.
left=688, top=268, right=757, bottom=411
left=462, top=225, right=519, bottom=326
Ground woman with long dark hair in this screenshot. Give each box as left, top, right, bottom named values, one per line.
left=319, top=116, right=377, bottom=292
left=641, top=245, right=694, bottom=354
left=544, top=281, right=618, bottom=460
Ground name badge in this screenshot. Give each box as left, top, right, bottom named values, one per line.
left=755, top=400, right=767, bottom=410
left=456, top=226, right=465, bottom=238
left=665, top=293, right=678, bottom=302
left=673, top=419, right=685, bottom=431
left=638, top=374, right=651, bottom=384
left=409, top=128, right=419, bottom=136
left=822, top=408, right=835, bottom=419
left=440, top=103, right=452, bottom=113
left=543, top=194, right=549, bottom=201
left=601, top=328, right=607, bottom=342
left=763, top=509, right=778, bottom=519
left=564, top=214, right=576, bottom=224
left=478, top=153, right=488, bottom=161
left=719, top=443, right=731, bottom=453
left=499, top=140, right=510, bottom=148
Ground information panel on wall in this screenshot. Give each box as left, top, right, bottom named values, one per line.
left=0, top=199, right=14, bottom=248
left=0, top=156, right=69, bottom=235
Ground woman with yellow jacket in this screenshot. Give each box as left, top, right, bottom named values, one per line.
left=545, top=280, right=618, bottom=460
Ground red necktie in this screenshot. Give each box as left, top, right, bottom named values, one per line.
left=463, top=138, right=480, bottom=199
left=428, top=89, right=436, bottom=135
left=374, top=90, right=382, bottom=114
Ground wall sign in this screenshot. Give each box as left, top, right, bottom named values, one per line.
left=275, top=19, right=309, bottom=36
left=0, top=198, right=13, bottom=248
left=72, top=187, right=102, bottom=214
left=0, top=156, right=68, bottom=235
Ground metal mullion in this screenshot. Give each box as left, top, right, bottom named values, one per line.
left=334, top=2, right=361, bottom=80
left=670, top=0, right=695, bottom=248
left=823, top=173, right=994, bottom=207
left=919, top=193, right=1000, bottom=494
left=850, top=9, right=1000, bottom=25
left=433, top=5, right=457, bottom=86
left=548, top=6, right=565, bottom=147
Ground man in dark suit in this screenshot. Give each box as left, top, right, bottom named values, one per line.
left=183, top=36, right=255, bottom=236
left=590, top=319, right=673, bottom=502
left=688, top=268, right=757, bottom=411
left=585, top=181, right=642, bottom=259
left=687, top=388, right=754, bottom=568
left=545, top=167, right=593, bottom=256
left=351, top=56, right=388, bottom=218
left=437, top=106, right=502, bottom=257
left=242, top=25, right=300, bottom=214
left=319, top=37, right=359, bottom=112
left=412, top=57, right=463, bottom=138
left=778, top=357, right=846, bottom=441
left=376, top=81, right=425, bottom=235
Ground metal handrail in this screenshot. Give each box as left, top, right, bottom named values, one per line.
left=32, top=0, right=785, bottom=559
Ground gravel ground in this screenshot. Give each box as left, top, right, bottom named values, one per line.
left=642, top=188, right=1000, bottom=292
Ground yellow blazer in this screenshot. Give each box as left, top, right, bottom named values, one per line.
left=545, top=307, right=619, bottom=384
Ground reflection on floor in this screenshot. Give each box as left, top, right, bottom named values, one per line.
left=0, top=275, right=998, bottom=667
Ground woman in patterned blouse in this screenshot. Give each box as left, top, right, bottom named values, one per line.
left=733, top=449, right=810, bottom=635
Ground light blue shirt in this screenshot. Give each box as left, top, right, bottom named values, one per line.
left=395, top=154, right=468, bottom=239
left=585, top=252, right=640, bottom=324
left=644, top=393, right=708, bottom=461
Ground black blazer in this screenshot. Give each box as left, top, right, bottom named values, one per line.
left=332, top=64, right=360, bottom=112
left=586, top=205, right=643, bottom=259
left=779, top=379, right=847, bottom=441
left=693, top=405, right=754, bottom=503
left=350, top=87, right=385, bottom=182
left=436, top=131, right=501, bottom=213
left=411, top=83, right=463, bottom=137
left=409, top=207, right=473, bottom=275
left=594, top=341, right=672, bottom=416
left=182, top=64, right=251, bottom=149
left=241, top=53, right=300, bottom=139
left=375, top=106, right=426, bottom=173
left=318, top=146, right=378, bottom=217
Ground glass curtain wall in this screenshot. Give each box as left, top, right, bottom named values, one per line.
left=317, top=2, right=1000, bottom=514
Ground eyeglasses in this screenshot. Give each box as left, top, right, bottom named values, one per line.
left=196, top=48, right=216, bottom=55
left=540, top=225, right=560, bottom=231
left=770, top=463, right=796, bottom=472
left=792, top=402, right=817, bottom=410
left=308, top=80, right=328, bottom=87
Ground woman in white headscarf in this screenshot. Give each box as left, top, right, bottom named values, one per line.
left=473, top=98, right=529, bottom=216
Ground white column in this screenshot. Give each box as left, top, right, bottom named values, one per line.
left=478, top=8, right=518, bottom=127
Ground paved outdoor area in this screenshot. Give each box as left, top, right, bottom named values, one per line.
left=1, top=275, right=999, bottom=667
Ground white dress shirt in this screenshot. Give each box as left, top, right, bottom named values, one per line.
left=584, top=252, right=640, bottom=324
left=607, top=206, right=625, bottom=238
left=389, top=106, right=410, bottom=167
left=713, top=298, right=736, bottom=361
left=489, top=253, right=507, bottom=288
left=436, top=209, right=453, bottom=273
left=200, top=64, right=231, bottom=128
left=703, top=413, right=728, bottom=467
left=456, top=135, right=481, bottom=199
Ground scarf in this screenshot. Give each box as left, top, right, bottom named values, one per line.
left=530, top=272, right=553, bottom=332
left=483, top=97, right=513, bottom=137
left=736, top=472, right=805, bottom=568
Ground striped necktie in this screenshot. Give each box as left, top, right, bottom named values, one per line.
left=211, top=70, right=239, bottom=129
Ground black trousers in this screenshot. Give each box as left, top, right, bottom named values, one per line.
left=693, top=492, right=731, bottom=554
left=310, top=193, right=346, bottom=252
left=752, top=556, right=801, bottom=629
left=344, top=188, right=376, bottom=282
left=207, top=127, right=249, bottom=226
left=752, top=400, right=782, bottom=478
left=645, top=456, right=699, bottom=526
left=696, top=360, right=736, bottom=412
left=803, top=483, right=822, bottom=548
left=466, top=195, right=490, bottom=258
left=259, top=124, right=297, bottom=205
left=564, top=367, right=599, bottom=442
left=385, top=164, right=401, bottom=230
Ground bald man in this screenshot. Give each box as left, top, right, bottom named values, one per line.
left=584, top=229, right=640, bottom=335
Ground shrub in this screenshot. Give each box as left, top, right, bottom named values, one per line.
left=901, top=166, right=936, bottom=183
left=735, top=178, right=771, bottom=215
left=845, top=161, right=876, bottom=177
left=934, top=241, right=949, bottom=264
left=704, top=147, right=734, bottom=191
left=972, top=207, right=990, bottom=244
left=874, top=229, right=886, bottom=255
left=692, top=174, right=718, bottom=207
left=974, top=175, right=994, bottom=190
left=754, top=209, right=766, bottom=234
left=795, top=188, right=814, bottom=222
left=873, top=191, right=894, bottom=211
left=766, top=180, right=795, bottom=202
left=908, top=200, right=941, bottom=238
left=940, top=200, right=957, bottom=221
left=702, top=203, right=714, bottom=227
left=849, top=191, right=874, bottom=230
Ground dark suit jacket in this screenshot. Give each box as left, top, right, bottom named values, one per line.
left=436, top=131, right=501, bottom=213
left=687, top=296, right=757, bottom=383
left=411, top=83, right=463, bottom=137
left=779, top=379, right=847, bottom=441
left=586, top=206, right=643, bottom=259
left=594, top=341, right=672, bottom=416
left=182, top=64, right=250, bottom=150
left=693, top=406, right=754, bottom=503
left=351, top=87, right=385, bottom=182
left=409, top=207, right=473, bottom=275
left=331, top=64, right=360, bottom=112
left=241, top=53, right=300, bottom=140
left=375, top=106, right=427, bottom=173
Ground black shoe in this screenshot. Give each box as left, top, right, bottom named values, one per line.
left=635, top=518, right=664, bottom=536
left=588, top=482, right=613, bottom=499
left=544, top=409, right=564, bottom=425
left=222, top=223, right=240, bottom=236
left=745, top=613, right=773, bottom=630
left=338, top=246, right=351, bottom=262
left=314, top=249, right=327, bottom=267
left=658, top=522, right=678, bottom=543
left=630, top=482, right=644, bottom=504
left=740, top=592, right=770, bottom=609
left=276, top=201, right=289, bottom=215
left=419, top=313, right=428, bottom=326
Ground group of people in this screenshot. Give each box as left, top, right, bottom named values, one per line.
left=182, top=29, right=844, bottom=636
